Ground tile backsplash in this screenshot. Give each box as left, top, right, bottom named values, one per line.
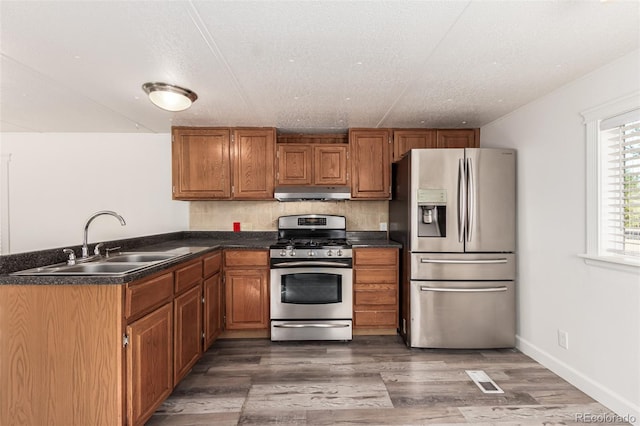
left=189, top=200, right=388, bottom=231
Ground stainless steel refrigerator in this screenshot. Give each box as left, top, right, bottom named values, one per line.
left=389, top=148, right=516, bottom=348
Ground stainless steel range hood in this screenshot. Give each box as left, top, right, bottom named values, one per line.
left=274, top=186, right=351, bottom=201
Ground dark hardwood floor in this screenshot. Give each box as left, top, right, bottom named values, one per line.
left=146, top=335, right=625, bottom=425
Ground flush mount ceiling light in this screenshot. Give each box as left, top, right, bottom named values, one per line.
left=142, top=82, right=198, bottom=112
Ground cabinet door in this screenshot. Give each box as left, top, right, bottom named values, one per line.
left=277, top=144, right=312, bottom=185
left=393, top=130, right=436, bottom=161
left=233, top=128, right=276, bottom=199
left=172, top=127, right=231, bottom=199
left=314, top=144, right=348, bottom=185
left=225, top=269, right=269, bottom=330
left=436, top=129, right=479, bottom=148
left=174, top=285, right=203, bottom=384
left=126, top=302, right=173, bottom=426
left=349, top=129, right=391, bottom=199
left=203, top=272, right=223, bottom=350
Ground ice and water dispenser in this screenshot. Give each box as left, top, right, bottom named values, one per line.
left=417, top=189, right=447, bottom=237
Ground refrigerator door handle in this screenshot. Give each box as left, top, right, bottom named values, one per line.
left=466, top=157, right=475, bottom=243
left=420, top=286, right=508, bottom=293
left=458, top=158, right=466, bottom=243
left=419, top=258, right=509, bottom=264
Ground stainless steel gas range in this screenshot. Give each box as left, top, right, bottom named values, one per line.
left=269, top=214, right=353, bottom=341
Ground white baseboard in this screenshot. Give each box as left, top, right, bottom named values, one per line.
left=516, top=335, right=639, bottom=426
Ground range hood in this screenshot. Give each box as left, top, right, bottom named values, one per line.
left=274, top=186, right=351, bottom=201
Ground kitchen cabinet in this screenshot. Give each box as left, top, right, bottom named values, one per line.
left=276, top=143, right=349, bottom=186
left=171, top=127, right=275, bottom=200
left=172, top=127, right=231, bottom=199
left=0, top=251, right=224, bottom=426
left=349, top=128, right=391, bottom=199
left=392, top=129, right=480, bottom=161
left=126, top=302, right=173, bottom=426
left=436, top=129, right=479, bottom=148
left=276, top=144, right=313, bottom=185
left=393, top=129, right=436, bottom=161
left=314, top=144, right=349, bottom=185
left=232, top=128, right=276, bottom=199
left=353, top=248, right=399, bottom=329
left=203, top=251, right=223, bottom=350
left=224, top=250, right=269, bottom=330
left=173, top=260, right=204, bottom=384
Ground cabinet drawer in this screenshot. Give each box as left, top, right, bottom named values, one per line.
left=354, top=268, right=397, bottom=284
left=224, top=250, right=268, bottom=268
left=354, top=248, right=397, bottom=266
left=203, top=252, right=222, bottom=277
left=354, top=310, right=397, bottom=327
left=126, top=272, right=174, bottom=321
left=354, top=287, right=397, bottom=306
left=175, top=260, right=203, bottom=294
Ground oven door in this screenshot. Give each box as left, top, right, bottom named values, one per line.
left=270, top=266, right=353, bottom=320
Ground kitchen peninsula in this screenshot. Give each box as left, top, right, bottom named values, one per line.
left=0, top=230, right=399, bottom=426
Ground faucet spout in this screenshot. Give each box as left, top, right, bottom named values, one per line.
left=82, top=210, right=126, bottom=258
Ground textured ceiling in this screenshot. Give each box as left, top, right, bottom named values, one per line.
left=1, top=1, right=639, bottom=134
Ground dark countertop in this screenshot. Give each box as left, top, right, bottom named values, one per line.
left=0, top=231, right=400, bottom=285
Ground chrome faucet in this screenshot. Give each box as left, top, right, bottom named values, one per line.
left=82, top=210, right=126, bottom=258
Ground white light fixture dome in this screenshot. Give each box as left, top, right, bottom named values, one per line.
left=142, top=82, right=198, bottom=112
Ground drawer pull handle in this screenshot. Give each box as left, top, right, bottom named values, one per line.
left=419, top=258, right=508, bottom=264
left=420, top=286, right=507, bottom=293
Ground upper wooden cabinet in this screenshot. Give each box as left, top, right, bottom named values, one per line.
left=277, top=144, right=313, bottom=185
left=393, top=129, right=436, bottom=162
left=392, top=129, right=479, bottom=161
left=277, top=144, right=349, bottom=186
left=314, top=144, right=349, bottom=185
left=349, top=128, right=391, bottom=199
left=172, top=127, right=231, bottom=199
left=172, top=127, right=275, bottom=200
left=435, top=129, right=479, bottom=148
left=233, top=128, right=276, bottom=199
left=276, top=133, right=349, bottom=187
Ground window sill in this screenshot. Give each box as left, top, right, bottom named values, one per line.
left=578, top=254, right=640, bottom=274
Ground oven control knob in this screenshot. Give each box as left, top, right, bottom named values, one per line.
left=290, top=251, right=296, bottom=256
left=337, top=249, right=343, bottom=256
left=327, top=250, right=333, bottom=256
left=280, top=249, right=287, bottom=257
left=308, top=250, right=315, bottom=257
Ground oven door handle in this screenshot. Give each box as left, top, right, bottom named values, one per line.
left=273, top=323, right=351, bottom=328
left=271, top=261, right=351, bottom=268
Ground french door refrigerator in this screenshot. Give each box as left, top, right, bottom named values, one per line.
left=389, top=148, right=516, bottom=348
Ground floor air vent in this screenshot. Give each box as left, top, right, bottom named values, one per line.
left=465, top=370, right=504, bottom=394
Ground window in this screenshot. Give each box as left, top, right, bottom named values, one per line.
left=582, top=92, right=640, bottom=270
left=600, top=110, right=640, bottom=258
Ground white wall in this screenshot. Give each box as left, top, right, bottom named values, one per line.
left=481, top=50, right=640, bottom=423
left=0, top=133, right=189, bottom=254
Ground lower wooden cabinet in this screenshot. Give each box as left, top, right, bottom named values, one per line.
left=203, top=250, right=223, bottom=350
left=203, top=271, right=223, bottom=348
left=353, top=248, right=399, bottom=329
left=174, top=284, right=203, bottom=384
left=126, top=302, right=173, bottom=426
left=224, top=250, right=269, bottom=330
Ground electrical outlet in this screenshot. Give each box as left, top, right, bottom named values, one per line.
left=557, top=329, right=569, bottom=349
left=379, top=222, right=388, bottom=231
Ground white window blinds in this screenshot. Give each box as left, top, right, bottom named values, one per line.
left=600, top=108, right=640, bottom=258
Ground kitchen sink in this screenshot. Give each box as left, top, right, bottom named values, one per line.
left=52, top=262, right=150, bottom=275
left=103, top=252, right=180, bottom=263
left=10, top=249, right=197, bottom=276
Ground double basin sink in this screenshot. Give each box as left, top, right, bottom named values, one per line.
left=11, top=249, right=197, bottom=276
